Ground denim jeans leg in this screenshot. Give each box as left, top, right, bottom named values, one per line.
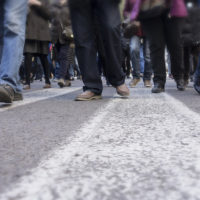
left=0, top=3, right=3, bottom=63
left=195, top=56, right=200, bottom=84
left=0, top=0, right=27, bottom=92
left=143, top=38, right=152, bottom=81
left=130, top=36, right=141, bottom=79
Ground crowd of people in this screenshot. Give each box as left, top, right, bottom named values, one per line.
left=0, top=0, right=200, bottom=104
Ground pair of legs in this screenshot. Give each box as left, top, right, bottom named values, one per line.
left=129, top=36, right=152, bottom=82
left=69, top=0, right=126, bottom=95
left=24, top=53, right=51, bottom=87
left=142, top=11, right=185, bottom=91
left=0, top=0, right=27, bottom=93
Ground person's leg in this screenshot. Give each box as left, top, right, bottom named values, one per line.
left=126, top=47, right=131, bottom=78
left=183, top=46, right=191, bottom=85
left=164, top=16, right=185, bottom=90
left=39, top=54, right=51, bottom=87
left=130, top=36, right=141, bottom=79
left=143, top=38, right=152, bottom=82
left=142, top=16, right=166, bottom=92
left=58, top=44, right=69, bottom=80
left=0, top=0, right=27, bottom=93
left=194, top=55, right=200, bottom=94
left=24, top=53, right=32, bottom=87
left=69, top=0, right=103, bottom=95
left=95, top=0, right=125, bottom=87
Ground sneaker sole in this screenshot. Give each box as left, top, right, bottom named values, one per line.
left=75, top=95, right=102, bottom=101
left=117, top=91, right=130, bottom=97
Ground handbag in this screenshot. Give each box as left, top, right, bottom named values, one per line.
left=60, top=22, right=73, bottom=41
left=138, top=0, right=167, bottom=20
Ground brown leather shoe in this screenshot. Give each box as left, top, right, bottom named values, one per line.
left=116, top=84, right=130, bottom=97
left=75, top=91, right=102, bottom=101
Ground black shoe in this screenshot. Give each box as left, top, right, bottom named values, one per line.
left=0, top=84, right=15, bottom=103
left=152, top=83, right=165, bottom=93
left=176, top=79, right=185, bottom=91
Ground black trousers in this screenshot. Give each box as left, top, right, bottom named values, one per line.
left=24, top=53, right=50, bottom=85
left=142, top=11, right=184, bottom=85
left=56, top=43, right=70, bottom=80
left=69, top=0, right=125, bottom=94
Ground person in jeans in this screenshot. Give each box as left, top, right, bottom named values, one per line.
left=0, top=0, right=27, bottom=103
left=124, top=0, right=152, bottom=88
left=69, top=0, right=129, bottom=101
left=131, top=0, right=187, bottom=93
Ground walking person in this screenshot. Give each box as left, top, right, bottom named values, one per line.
left=50, top=0, right=74, bottom=88
left=131, top=0, right=187, bottom=93
left=23, top=0, right=52, bottom=90
left=69, top=0, right=130, bottom=101
left=0, top=0, right=28, bottom=103
left=124, top=0, right=152, bottom=88
left=182, top=0, right=200, bottom=87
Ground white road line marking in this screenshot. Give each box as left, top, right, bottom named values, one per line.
left=0, top=98, right=120, bottom=200
left=0, top=87, right=81, bottom=112
left=1, top=90, right=200, bottom=200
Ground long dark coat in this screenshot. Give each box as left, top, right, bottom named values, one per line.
left=182, top=0, right=200, bottom=47
left=25, top=0, right=51, bottom=42
left=50, top=1, right=72, bottom=44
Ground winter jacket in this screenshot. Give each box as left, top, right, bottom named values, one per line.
left=182, top=0, right=200, bottom=46
left=130, top=0, right=187, bottom=20
left=25, top=0, right=51, bottom=42
left=50, top=1, right=73, bottom=45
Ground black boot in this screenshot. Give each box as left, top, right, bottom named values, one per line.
left=176, top=79, right=186, bottom=91
left=152, top=83, right=165, bottom=93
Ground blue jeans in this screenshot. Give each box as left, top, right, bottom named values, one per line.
left=130, top=36, right=152, bottom=80
left=0, top=0, right=27, bottom=92
left=195, top=55, right=200, bottom=84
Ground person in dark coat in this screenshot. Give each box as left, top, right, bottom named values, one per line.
left=69, top=0, right=130, bottom=101
left=50, top=0, right=74, bottom=88
left=131, top=0, right=188, bottom=93
left=182, top=0, right=200, bottom=87
left=23, top=0, right=51, bottom=90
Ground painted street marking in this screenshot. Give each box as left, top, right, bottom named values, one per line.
left=0, top=89, right=200, bottom=200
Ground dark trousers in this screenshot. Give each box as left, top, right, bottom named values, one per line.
left=69, top=0, right=125, bottom=94
left=57, top=44, right=70, bottom=80
left=183, top=46, right=192, bottom=81
left=142, top=11, right=184, bottom=85
left=24, top=53, right=50, bottom=85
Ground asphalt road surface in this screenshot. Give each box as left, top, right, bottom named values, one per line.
left=0, top=78, right=200, bottom=200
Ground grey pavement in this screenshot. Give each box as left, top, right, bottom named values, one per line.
left=0, top=78, right=200, bottom=200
